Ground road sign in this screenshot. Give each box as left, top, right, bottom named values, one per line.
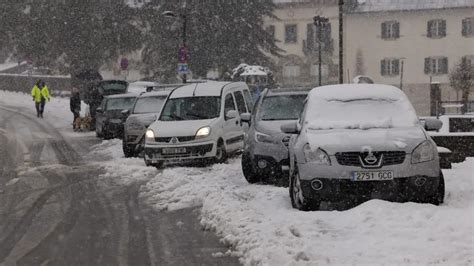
left=178, top=63, right=189, bottom=74
left=178, top=46, right=188, bottom=63
left=120, top=58, right=129, bottom=71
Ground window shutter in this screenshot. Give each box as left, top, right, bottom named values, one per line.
left=441, top=57, right=448, bottom=74
left=439, top=20, right=447, bottom=37
left=462, top=19, right=467, bottom=36
left=392, top=60, right=400, bottom=75
left=393, top=22, right=400, bottom=38
left=427, top=21, right=433, bottom=38
left=380, top=60, right=386, bottom=76
left=424, top=58, right=431, bottom=74
left=381, top=22, right=387, bottom=39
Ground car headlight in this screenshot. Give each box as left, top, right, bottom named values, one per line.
left=195, top=126, right=211, bottom=139
left=412, top=140, right=436, bottom=164
left=255, top=132, right=277, bottom=144
left=145, top=129, right=155, bottom=142
left=303, top=144, right=331, bottom=165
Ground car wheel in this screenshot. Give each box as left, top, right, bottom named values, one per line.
left=431, top=171, right=445, bottom=205
left=214, top=140, right=227, bottom=164
left=289, top=167, right=315, bottom=211
left=122, top=142, right=135, bottom=158
left=242, top=153, right=259, bottom=183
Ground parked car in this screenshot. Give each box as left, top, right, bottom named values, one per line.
left=122, top=90, right=172, bottom=157
left=241, top=88, right=310, bottom=185
left=282, top=84, right=445, bottom=210
left=95, top=93, right=138, bottom=139
left=144, top=81, right=252, bottom=167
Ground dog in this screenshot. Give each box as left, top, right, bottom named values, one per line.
left=74, top=115, right=92, bottom=132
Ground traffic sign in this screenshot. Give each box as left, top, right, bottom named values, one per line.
left=178, top=63, right=189, bottom=74
left=178, top=46, right=188, bottom=63
left=120, top=58, right=129, bottom=71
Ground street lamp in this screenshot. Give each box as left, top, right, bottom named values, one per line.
left=163, top=8, right=188, bottom=83
left=338, top=0, right=344, bottom=84
left=313, top=15, right=329, bottom=86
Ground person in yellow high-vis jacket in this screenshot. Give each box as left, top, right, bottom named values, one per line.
left=31, top=80, right=50, bottom=118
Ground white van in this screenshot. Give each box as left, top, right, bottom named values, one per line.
left=144, top=81, right=253, bottom=167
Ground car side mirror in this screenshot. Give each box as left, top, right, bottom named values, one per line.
left=240, top=112, right=251, bottom=124
left=281, top=121, right=300, bottom=134
left=226, top=110, right=238, bottom=120
left=96, top=107, right=103, bottom=113
left=424, top=117, right=443, bottom=131
left=121, top=109, right=130, bottom=116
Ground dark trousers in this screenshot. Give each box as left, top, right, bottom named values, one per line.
left=35, top=100, right=46, bottom=117
left=72, top=111, right=80, bottom=129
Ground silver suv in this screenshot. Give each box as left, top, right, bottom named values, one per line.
left=122, top=90, right=170, bottom=157
left=241, top=88, right=309, bottom=185
left=282, top=84, right=445, bottom=210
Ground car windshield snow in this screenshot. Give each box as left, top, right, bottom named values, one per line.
left=307, top=98, right=419, bottom=130
left=160, top=96, right=221, bottom=121
left=133, top=96, right=166, bottom=114
left=105, top=97, right=136, bottom=111
left=259, top=95, right=307, bottom=121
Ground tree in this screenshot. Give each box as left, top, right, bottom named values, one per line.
left=450, top=58, right=473, bottom=114
left=0, top=1, right=26, bottom=61
left=141, top=0, right=282, bottom=80
left=14, top=1, right=143, bottom=75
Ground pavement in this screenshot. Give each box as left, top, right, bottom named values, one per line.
left=0, top=106, right=239, bottom=266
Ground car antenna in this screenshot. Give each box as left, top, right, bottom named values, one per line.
left=192, top=82, right=199, bottom=96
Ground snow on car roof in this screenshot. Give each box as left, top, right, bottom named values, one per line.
left=267, top=88, right=311, bottom=96
left=138, top=91, right=170, bottom=98
left=169, top=81, right=236, bottom=98
left=105, top=92, right=139, bottom=99
left=308, top=84, right=406, bottom=102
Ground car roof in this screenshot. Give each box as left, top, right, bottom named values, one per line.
left=105, top=92, right=139, bottom=99
left=138, top=91, right=171, bottom=98
left=169, top=81, right=242, bottom=98
left=308, top=84, right=407, bottom=102
left=266, top=88, right=311, bottom=96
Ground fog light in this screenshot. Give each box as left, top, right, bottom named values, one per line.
left=414, top=177, right=427, bottom=187
left=257, top=160, right=268, bottom=169
left=311, top=179, right=324, bottom=191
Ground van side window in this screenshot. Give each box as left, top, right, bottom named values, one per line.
left=243, top=90, right=253, bottom=112
left=234, top=91, right=247, bottom=114
left=224, top=93, right=236, bottom=117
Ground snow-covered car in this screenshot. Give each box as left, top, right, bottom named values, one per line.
left=122, top=90, right=171, bottom=157
left=241, top=88, right=309, bottom=185
left=144, top=81, right=252, bottom=167
left=95, top=93, right=138, bottom=139
left=282, top=84, right=445, bottom=210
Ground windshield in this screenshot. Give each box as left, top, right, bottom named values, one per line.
left=99, top=81, right=128, bottom=95
left=133, top=96, right=166, bottom=114
left=160, top=97, right=221, bottom=121
left=259, top=95, right=307, bottom=121
left=105, top=97, right=136, bottom=111
left=307, top=99, right=418, bottom=130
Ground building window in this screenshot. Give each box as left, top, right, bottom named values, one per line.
left=310, top=64, right=329, bottom=77
left=381, top=21, right=400, bottom=39
left=380, top=58, right=400, bottom=76
left=266, top=25, right=275, bottom=39
left=463, top=55, right=474, bottom=67
left=424, top=57, right=448, bottom=75
left=427, top=19, right=446, bottom=38
left=285, top=24, right=297, bottom=43
left=462, top=17, right=474, bottom=37
left=283, top=65, right=300, bottom=77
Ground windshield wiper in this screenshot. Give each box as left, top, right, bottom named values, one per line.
left=163, top=114, right=185, bottom=121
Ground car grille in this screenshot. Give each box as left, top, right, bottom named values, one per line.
left=282, top=136, right=291, bottom=147
left=155, top=136, right=196, bottom=143
left=335, top=151, right=406, bottom=167
left=147, top=144, right=213, bottom=158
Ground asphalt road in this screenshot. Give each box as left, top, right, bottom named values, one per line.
left=0, top=106, right=239, bottom=266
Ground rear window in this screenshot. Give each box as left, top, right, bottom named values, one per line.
left=105, top=97, right=136, bottom=111
left=259, top=95, right=307, bottom=121
left=133, top=96, right=167, bottom=114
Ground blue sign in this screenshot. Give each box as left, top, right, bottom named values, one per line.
left=178, top=63, right=189, bottom=74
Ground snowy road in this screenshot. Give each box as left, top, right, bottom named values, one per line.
left=0, top=101, right=239, bottom=266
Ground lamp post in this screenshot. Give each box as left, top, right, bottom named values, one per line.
left=163, top=7, right=188, bottom=83
left=338, top=0, right=344, bottom=84
left=399, top=58, right=405, bottom=91
left=313, top=16, right=329, bottom=86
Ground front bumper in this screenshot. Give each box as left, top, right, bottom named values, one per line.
left=144, top=140, right=216, bottom=163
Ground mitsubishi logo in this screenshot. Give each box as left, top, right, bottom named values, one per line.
left=170, top=137, right=179, bottom=144
left=364, top=152, right=378, bottom=165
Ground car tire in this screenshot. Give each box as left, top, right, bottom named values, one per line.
left=289, top=167, right=316, bottom=211
left=242, top=153, right=259, bottom=183
left=214, top=140, right=227, bottom=164
left=123, top=142, right=135, bottom=158
left=145, top=159, right=163, bottom=169
left=430, top=171, right=445, bottom=205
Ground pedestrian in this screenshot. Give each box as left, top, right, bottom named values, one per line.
left=70, top=87, right=81, bottom=130
left=31, top=80, right=50, bottom=118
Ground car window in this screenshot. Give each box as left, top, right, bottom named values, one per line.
left=234, top=91, right=247, bottom=114
left=243, top=89, right=253, bottom=112
left=224, top=93, right=236, bottom=118
left=105, top=97, right=136, bottom=111
left=259, top=95, right=307, bottom=121
left=133, top=96, right=166, bottom=114
left=160, top=96, right=221, bottom=121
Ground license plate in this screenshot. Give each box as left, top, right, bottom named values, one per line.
left=162, top=147, right=187, bottom=154
left=351, top=171, right=393, bottom=181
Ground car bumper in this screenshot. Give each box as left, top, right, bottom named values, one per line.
left=144, top=140, right=216, bottom=163
left=246, top=142, right=289, bottom=174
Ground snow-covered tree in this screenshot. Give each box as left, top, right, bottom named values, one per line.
left=450, top=58, right=474, bottom=114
